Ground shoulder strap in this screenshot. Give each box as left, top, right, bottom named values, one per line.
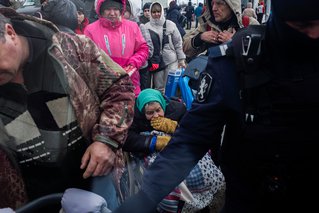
left=162, top=21, right=167, bottom=49
left=231, top=25, right=270, bottom=123
left=231, top=25, right=269, bottom=88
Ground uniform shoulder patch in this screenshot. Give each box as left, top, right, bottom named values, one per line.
left=196, top=72, right=213, bottom=103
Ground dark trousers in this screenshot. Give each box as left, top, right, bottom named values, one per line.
left=221, top=162, right=317, bottom=213
left=186, top=17, right=192, bottom=29
left=257, top=13, right=264, bottom=24
left=195, top=17, right=199, bottom=28
left=139, top=67, right=151, bottom=90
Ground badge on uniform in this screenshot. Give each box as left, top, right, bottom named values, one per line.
left=196, top=72, right=213, bottom=102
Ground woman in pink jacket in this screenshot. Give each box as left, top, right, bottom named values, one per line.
left=84, top=0, right=149, bottom=97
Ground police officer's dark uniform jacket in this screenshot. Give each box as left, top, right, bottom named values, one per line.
left=114, top=0, right=319, bottom=212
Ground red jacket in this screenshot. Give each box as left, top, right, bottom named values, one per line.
left=75, top=17, right=89, bottom=35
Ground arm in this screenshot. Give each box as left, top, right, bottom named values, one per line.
left=122, top=111, right=152, bottom=154
left=62, top=35, right=135, bottom=178
left=127, top=23, right=149, bottom=69
left=114, top=50, right=241, bottom=213
left=84, top=71, right=135, bottom=178
left=171, top=23, right=186, bottom=62
left=139, top=23, right=154, bottom=59
left=123, top=129, right=152, bottom=153
left=183, top=24, right=209, bottom=58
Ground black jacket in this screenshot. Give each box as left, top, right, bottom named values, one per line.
left=123, top=98, right=186, bottom=153
left=166, top=5, right=186, bottom=37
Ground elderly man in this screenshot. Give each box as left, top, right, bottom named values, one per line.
left=0, top=7, right=135, bottom=211
left=183, top=0, right=242, bottom=60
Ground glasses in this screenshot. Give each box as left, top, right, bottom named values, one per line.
left=212, top=0, right=227, bottom=7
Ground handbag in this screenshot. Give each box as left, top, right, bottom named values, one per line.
left=157, top=21, right=169, bottom=71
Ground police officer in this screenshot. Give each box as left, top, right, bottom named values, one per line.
left=114, top=0, right=319, bottom=212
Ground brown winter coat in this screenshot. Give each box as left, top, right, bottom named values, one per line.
left=0, top=8, right=135, bottom=209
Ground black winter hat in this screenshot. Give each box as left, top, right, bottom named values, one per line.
left=100, top=0, right=123, bottom=12
left=142, top=2, right=151, bottom=11
left=41, top=0, right=78, bottom=31
left=271, top=0, right=319, bottom=21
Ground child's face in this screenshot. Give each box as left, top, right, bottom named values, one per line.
left=77, top=11, right=85, bottom=24
left=144, top=9, right=150, bottom=19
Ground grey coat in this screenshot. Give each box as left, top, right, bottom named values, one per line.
left=145, top=1, right=185, bottom=65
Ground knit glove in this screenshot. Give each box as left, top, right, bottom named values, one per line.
left=151, top=117, right=178, bottom=134
left=149, top=63, right=159, bottom=71
left=149, top=135, right=172, bottom=152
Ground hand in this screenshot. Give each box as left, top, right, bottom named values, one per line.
left=200, top=30, right=220, bottom=44
left=124, top=65, right=137, bottom=76
left=155, top=135, right=171, bottom=151
left=80, top=141, right=115, bottom=179
left=149, top=63, right=159, bottom=71
left=178, top=60, right=186, bottom=68
left=217, top=29, right=236, bottom=43
left=151, top=116, right=178, bottom=134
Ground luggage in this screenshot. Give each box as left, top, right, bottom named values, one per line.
left=165, top=68, right=194, bottom=110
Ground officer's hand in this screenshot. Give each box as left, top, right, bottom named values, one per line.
left=81, top=141, right=115, bottom=179
left=151, top=116, right=178, bottom=133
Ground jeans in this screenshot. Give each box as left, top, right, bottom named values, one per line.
left=91, top=174, right=119, bottom=211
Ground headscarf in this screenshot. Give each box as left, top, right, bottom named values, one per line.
left=149, top=1, right=165, bottom=26
left=136, top=89, right=167, bottom=113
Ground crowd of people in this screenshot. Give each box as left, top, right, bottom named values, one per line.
left=1, top=0, right=318, bottom=213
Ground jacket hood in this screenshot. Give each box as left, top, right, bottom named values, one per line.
left=167, top=1, right=180, bottom=13
left=71, top=0, right=88, bottom=17
left=95, top=0, right=126, bottom=16
left=201, top=0, right=242, bottom=31
left=0, top=7, right=59, bottom=32
left=149, top=1, right=165, bottom=26
left=41, top=0, right=78, bottom=31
